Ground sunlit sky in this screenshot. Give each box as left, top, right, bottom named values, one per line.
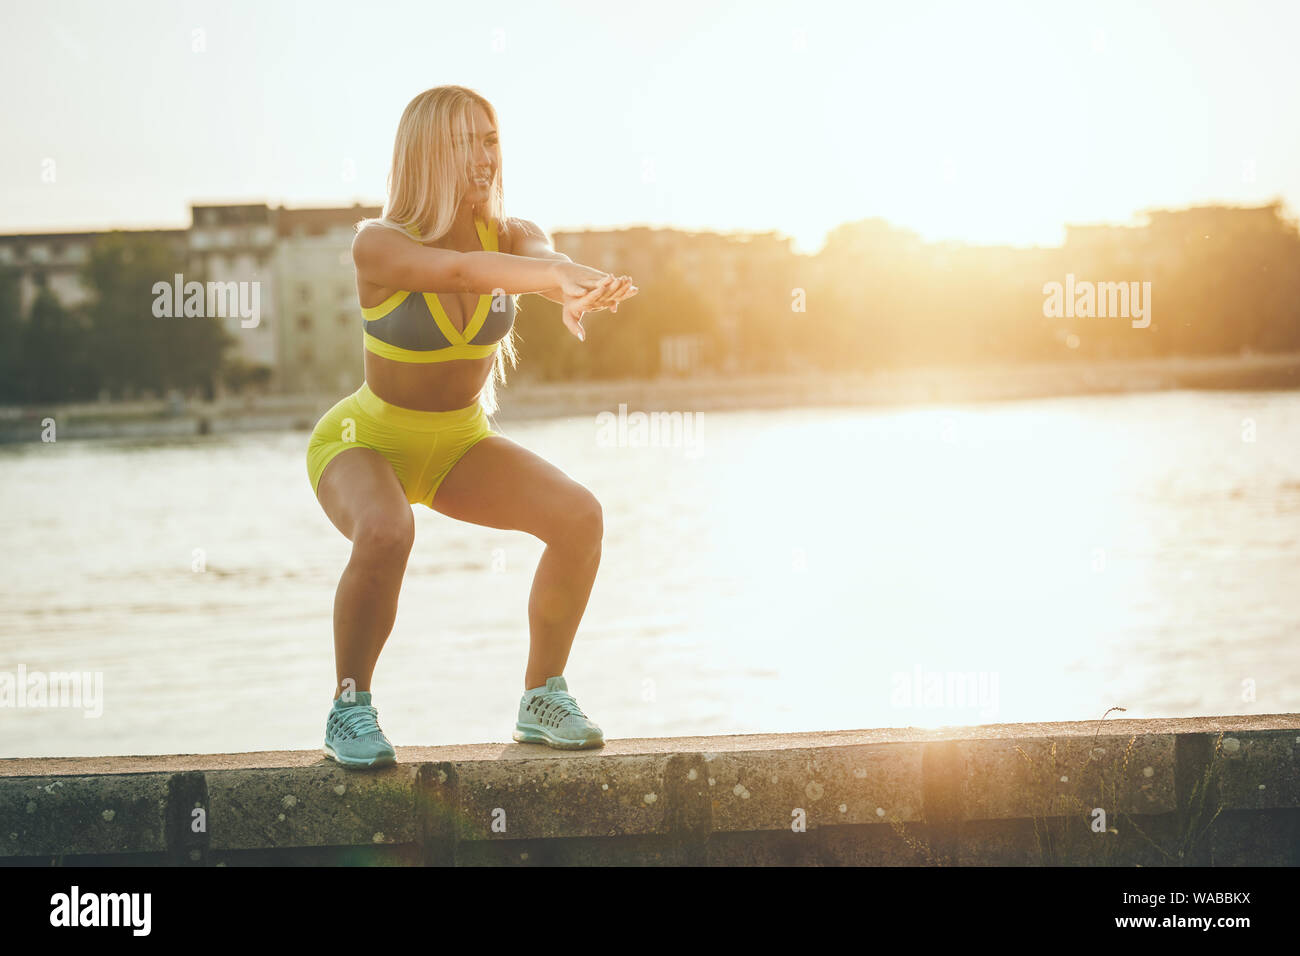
left=2, top=0, right=1298, bottom=254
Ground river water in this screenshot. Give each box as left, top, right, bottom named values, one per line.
left=2, top=389, right=1297, bottom=758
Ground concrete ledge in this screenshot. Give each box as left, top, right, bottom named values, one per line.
left=3, top=715, right=1297, bottom=865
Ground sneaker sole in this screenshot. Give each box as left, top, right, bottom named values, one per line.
left=323, top=743, right=397, bottom=769
left=512, top=724, right=605, bottom=750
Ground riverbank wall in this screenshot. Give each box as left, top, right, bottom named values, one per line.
left=2, top=714, right=1296, bottom=866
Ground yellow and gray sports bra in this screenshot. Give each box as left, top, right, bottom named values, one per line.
left=361, top=216, right=516, bottom=363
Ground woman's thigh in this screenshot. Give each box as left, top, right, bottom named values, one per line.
left=316, top=447, right=413, bottom=543
left=429, top=435, right=600, bottom=541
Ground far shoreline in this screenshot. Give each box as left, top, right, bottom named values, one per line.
left=2, top=351, right=1298, bottom=444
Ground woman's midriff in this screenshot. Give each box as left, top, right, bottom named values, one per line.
left=364, top=349, right=495, bottom=412
left=358, top=229, right=505, bottom=411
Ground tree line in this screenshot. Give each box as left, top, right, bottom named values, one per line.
left=3, top=203, right=1298, bottom=403
left=0, top=233, right=233, bottom=405
left=516, top=202, right=1300, bottom=380
left=793, top=202, right=1300, bottom=372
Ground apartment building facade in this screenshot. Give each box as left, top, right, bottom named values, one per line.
left=2, top=204, right=805, bottom=390
left=0, top=229, right=187, bottom=317
left=274, top=204, right=379, bottom=395
left=187, top=204, right=279, bottom=371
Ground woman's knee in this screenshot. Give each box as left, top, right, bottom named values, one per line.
left=551, top=487, right=602, bottom=554
left=351, top=509, right=415, bottom=563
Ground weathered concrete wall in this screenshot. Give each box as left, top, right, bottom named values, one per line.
left=2, top=715, right=1297, bottom=866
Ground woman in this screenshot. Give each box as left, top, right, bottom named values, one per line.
left=306, top=86, right=637, bottom=767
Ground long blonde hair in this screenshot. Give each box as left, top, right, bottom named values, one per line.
left=358, top=85, right=520, bottom=414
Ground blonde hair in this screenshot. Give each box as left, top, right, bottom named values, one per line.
left=358, top=85, right=519, bottom=415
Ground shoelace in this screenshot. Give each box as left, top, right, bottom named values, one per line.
left=331, top=704, right=384, bottom=739
left=533, top=691, right=586, bottom=720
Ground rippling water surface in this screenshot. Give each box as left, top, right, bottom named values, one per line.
left=3, top=389, right=1298, bottom=758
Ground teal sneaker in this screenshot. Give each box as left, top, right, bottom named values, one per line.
left=323, top=691, right=397, bottom=768
left=513, top=676, right=605, bottom=750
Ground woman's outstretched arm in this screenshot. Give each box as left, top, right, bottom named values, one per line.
left=508, top=217, right=636, bottom=311
left=352, top=222, right=608, bottom=297
left=509, top=217, right=573, bottom=303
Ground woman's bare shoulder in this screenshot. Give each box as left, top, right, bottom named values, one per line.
left=501, top=216, right=550, bottom=257
left=353, top=220, right=415, bottom=256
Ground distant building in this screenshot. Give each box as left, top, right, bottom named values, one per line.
left=0, top=202, right=379, bottom=396
left=0, top=229, right=186, bottom=316
left=274, top=204, right=379, bottom=395
left=552, top=225, right=798, bottom=373
left=1064, top=203, right=1285, bottom=276
left=1, top=204, right=809, bottom=391
left=659, top=334, right=707, bottom=375
left=1063, top=222, right=1148, bottom=271
left=187, top=204, right=279, bottom=372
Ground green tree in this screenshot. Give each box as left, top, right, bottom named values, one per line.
left=596, top=265, right=697, bottom=378
left=21, top=284, right=91, bottom=403
left=81, top=232, right=232, bottom=398
left=509, top=266, right=719, bottom=381
left=0, top=266, right=23, bottom=403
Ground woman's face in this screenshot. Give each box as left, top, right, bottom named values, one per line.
left=456, top=102, right=500, bottom=202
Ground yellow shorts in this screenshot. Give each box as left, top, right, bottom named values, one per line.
left=306, top=382, right=501, bottom=508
